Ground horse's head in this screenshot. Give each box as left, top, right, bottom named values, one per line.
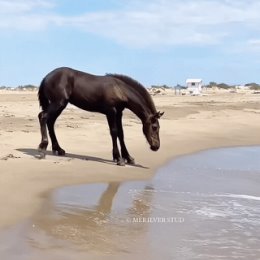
left=143, top=111, right=164, bottom=151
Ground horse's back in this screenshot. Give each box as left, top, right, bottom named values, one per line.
left=44, top=67, right=112, bottom=89
left=70, top=72, right=128, bottom=112
left=41, top=67, right=129, bottom=113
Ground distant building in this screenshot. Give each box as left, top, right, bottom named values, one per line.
left=186, top=79, right=203, bottom=95
left=235, top=85, right=249, bottom=90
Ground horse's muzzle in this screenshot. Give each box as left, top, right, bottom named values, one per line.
left=150, top=145, right=159, bottom=151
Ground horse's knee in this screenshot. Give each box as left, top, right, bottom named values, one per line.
left=38, top=111, right=47, bottom=122
left=38, top=111, right=43, bottom=120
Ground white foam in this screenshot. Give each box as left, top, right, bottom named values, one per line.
left=216, top=194, right=260, bottom=201
left=195, top=208, right=228, bottom=218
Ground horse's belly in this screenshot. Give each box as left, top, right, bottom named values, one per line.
left=69, top=97, right=105, bottom=113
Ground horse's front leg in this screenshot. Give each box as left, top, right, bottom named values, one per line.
left=116, top=111, right=135, bottom=165
left=106, top=111, right=125, bottom=166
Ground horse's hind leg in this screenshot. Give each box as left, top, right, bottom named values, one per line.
left=116, top=111, right=135, bottom=165
left=47, top=102, right=67, bottom=156
left=38, top=111, right=48, bottom=159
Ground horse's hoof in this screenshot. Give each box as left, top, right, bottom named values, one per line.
left=126, top=157, right=135, bottom=165
left=58, top=149, right=66, bottom=156
left=117, top=159, right=125, bottom=166
left=52, top=149, right=66, bottom=156
left=38, top=149, right=46, bottom=159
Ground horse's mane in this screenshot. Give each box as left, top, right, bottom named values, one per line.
left=107, top=74, right=156, bottom=114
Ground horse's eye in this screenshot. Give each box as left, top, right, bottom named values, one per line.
left=152, top=125, right=158, bottom=131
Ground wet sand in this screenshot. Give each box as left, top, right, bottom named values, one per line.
left=0, top=146, right=259, bottom=260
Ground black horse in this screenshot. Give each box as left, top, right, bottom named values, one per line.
left=38, top=67, right=163, bottom=166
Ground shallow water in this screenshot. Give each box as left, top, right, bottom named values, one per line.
left=1, top=146, right=260, bottom=260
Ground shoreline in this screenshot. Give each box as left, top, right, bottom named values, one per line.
left=0, top=91, right=260, bottom=229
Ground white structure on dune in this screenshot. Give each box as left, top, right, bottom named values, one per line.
left=186, top=79, right=203, bottom=95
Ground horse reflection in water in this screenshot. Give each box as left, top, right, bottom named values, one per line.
left=28, top=183, right=154, bottom=256
left=38, top=67, right=164, bottom=166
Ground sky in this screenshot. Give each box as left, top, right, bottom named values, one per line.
left=1, top=0, right=260, bottom=87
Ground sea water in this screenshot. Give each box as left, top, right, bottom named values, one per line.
left=0, top=146, right=260, bottom=260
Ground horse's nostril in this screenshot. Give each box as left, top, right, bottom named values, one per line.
left=150, top=145, right=159, bottom=151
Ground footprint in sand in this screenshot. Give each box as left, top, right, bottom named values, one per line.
left=0, top=154, right=21, bottom=161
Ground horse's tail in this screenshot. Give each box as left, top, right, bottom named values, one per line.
left=38, top=78, right=49, bottom=111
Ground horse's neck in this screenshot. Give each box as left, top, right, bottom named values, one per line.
left=127, top=101, right=152, bottom=123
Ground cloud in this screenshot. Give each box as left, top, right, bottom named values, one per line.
left=243, top=39, right=260, bottom=53
left=0, top=0, right=54, bottom=14
left=0, top=0, right=57, bottom=30
left=1, top=0, right=260, bottom=48
left=66, top=0, right=260, bottom=47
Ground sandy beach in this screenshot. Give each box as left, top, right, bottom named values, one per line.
left=0, top=89, right=260, bottom=229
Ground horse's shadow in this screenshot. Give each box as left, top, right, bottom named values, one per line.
left=16, top=148, right=148, bottom=169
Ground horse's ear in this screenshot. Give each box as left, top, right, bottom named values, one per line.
left=155, top=111, right=164, bottom=119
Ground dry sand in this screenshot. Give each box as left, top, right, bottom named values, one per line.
left=0, top=89, right=260, bottom=228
